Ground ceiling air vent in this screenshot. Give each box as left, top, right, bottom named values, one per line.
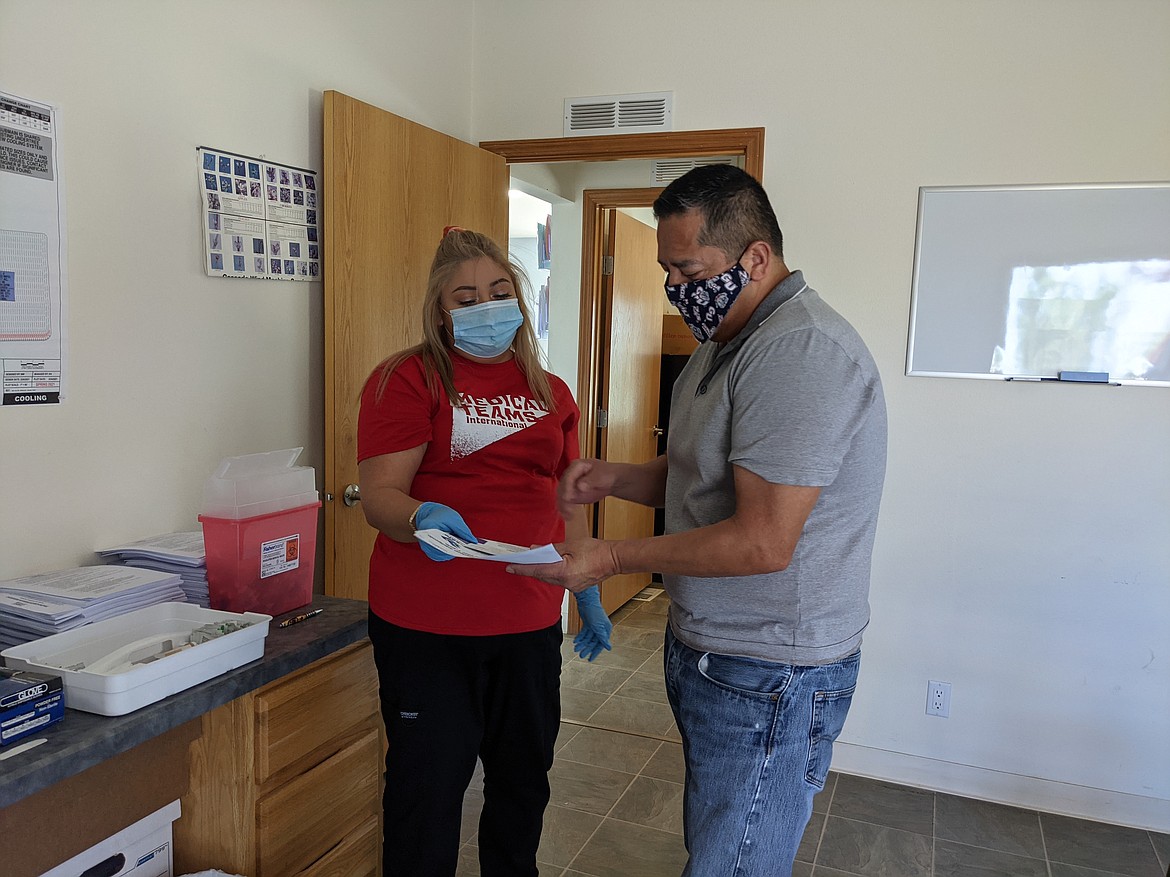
left=564, top=92, right=673, bottom=137
left=651, top=157, right=737, bottom=186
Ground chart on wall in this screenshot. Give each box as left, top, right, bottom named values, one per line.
left=0, top=90, right=68, bottom=408
left=197, top=147, right=320, bottom=281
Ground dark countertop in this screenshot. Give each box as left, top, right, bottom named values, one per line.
left=0, top=594, right=369, bottom=809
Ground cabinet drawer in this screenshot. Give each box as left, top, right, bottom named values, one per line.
left=257, top=726, right=381, bottom=877
left=255, top=642, right=379, bottom=781
left=296, top=815, right=380, bottom=877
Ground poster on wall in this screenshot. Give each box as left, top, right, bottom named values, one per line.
left=537, top=280, right=549, bottom=340
left=0, top=91, right=68, bottom=408
left=537, top=215, right=551, bottom=269
left=197, top=147, right=320, bottom=281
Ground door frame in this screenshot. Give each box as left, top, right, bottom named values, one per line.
left=579, top=188, right=663, bottom=464
left=478, top=128, right=765, bottom=461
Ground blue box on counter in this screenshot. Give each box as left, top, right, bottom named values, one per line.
left=0, top=665, right=64, bottom=745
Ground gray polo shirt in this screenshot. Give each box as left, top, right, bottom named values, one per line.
left=664, top=270, right=887, bottom=665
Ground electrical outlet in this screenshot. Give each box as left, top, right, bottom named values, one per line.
left=926, top=680, right=951, bottom=718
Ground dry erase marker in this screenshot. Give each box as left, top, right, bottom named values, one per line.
left=278, top=608, right=323, bottom=628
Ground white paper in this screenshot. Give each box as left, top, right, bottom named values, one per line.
left=0, top=565, right=187, bottom=648
left=97, top=531, right=206, bottom=565
left=97, top=532, right=210, bottom=608
left=0, top=566, right=177, bottom=600
left=414, top=529, right=562, bottom=564
left=1, top=90, right=68, bottom=408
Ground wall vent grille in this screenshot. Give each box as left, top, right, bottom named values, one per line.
left=564, top=92, right=672, bottom=137
left=651, top=157, right=736, bottom=185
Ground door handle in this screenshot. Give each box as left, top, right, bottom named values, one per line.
left=343, top=483, right=361, bottom=507
left=651, top=425, right=664, bottom=437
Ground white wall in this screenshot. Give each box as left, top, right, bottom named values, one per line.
left=472, top=0, right=1170, bottom=829
left=0, top=0, right=476, bottom=583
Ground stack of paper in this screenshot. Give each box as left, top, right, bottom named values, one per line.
left=97, top=532, right=210, bottom=608
left=0, top=566, right=187, bottom=649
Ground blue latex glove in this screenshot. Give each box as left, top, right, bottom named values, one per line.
left=413, top=501, right=478, bottom=562
left=573, top=586, right=613, bottom=661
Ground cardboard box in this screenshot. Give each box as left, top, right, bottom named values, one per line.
left=38, top=799, right=181, bottom=877
left=0, top=666, right=64, bottom=745
left=6, top=720, right=196, bottom=877
left=662, top=313, right=699, bottom=355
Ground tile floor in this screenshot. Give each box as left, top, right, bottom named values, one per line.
left=456, top=592, right=1170, bottom=877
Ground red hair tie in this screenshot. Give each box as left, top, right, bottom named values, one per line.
left=443, top=225, right=465, bottom=238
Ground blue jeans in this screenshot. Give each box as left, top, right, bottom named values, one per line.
left=664, top=625, right=860, bottom=876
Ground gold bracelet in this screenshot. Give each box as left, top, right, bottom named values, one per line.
left=407, top=503, right=424, bottom=530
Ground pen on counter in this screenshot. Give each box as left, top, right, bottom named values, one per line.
left=278, top=608, right=324, bottom=628
left=0, top=737, right=47, bottom=760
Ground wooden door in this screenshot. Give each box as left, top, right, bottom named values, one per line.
left=595, top=210, right=665, bottom=612
left=323, top=91, right=508, bottom=600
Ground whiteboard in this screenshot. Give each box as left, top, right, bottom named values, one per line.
left=906, top=183, right=1170, bottom=387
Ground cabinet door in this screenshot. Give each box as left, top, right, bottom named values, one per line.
left=297, top=815, right=380, bottom=877
left=255, top=643, right=379, bottom=783
left=257, top=726, right=381, bottom=876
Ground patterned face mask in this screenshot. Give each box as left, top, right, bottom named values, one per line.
left=664, top=255, right=751, bottom=343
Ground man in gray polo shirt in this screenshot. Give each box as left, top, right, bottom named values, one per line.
left=512, top=165, right=887, bottom=875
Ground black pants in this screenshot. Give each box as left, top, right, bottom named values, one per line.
left=368, top=612, right=562, bottom=876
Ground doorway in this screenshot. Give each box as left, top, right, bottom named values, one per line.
left=476, top=130, right=764, bottom=626
left=479, top=130, right=763, bottom=449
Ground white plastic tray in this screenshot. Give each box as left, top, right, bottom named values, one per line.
left=1, top=603, right=270, bottom=716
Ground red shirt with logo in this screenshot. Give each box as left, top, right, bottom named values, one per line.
left=357, top=352, right=579, bottom=635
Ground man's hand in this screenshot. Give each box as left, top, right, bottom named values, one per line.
left=506, top=537, right=620, bottom=593
left=557, top=459, right=619, bottom=520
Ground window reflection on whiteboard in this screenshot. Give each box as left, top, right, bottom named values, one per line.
left=992, top=259, right=1170, bottom=381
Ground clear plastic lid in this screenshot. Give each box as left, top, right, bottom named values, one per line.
left=203, top=448, right=317, bottom=518
left=213, top=447, right=304, bottom=479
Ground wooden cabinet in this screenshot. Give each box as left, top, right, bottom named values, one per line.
left=174, top=642, right=382, bottom=877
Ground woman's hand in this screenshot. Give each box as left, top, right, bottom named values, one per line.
left=413, top=502, right=478, bottom=561
left=572, top=586, right=613, bottom=661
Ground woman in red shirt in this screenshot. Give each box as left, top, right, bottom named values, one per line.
left=357, top=228, right=611, bottom=876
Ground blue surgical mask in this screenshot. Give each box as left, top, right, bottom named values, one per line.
left=664, top=256, right=751, bottom=343
left=446, top=299, right=524, bottom=358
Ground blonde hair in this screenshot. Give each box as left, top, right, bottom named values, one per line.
left=373, top=229, right=556, bottom=410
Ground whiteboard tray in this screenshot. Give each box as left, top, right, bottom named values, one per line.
left=1, top=602, right=270, bottom=716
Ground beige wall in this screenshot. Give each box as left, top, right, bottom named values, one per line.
left=0, top=0, right=476, bottom=580
left=472, top=0, right=1170, bottom=829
